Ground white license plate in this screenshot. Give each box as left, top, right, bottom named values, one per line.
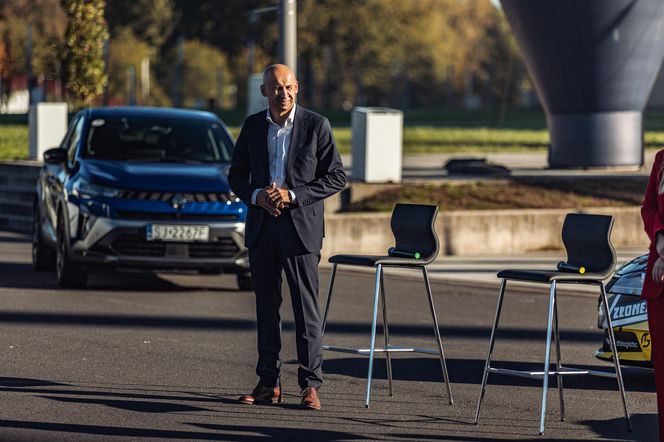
left=146, top=224, right=210, bottom=242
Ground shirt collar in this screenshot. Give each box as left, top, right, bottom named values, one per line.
left=266, top=104, right=296, bottom=128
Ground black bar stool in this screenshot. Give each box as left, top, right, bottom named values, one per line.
left=321, top=203, right=453, bottom=407
left=474, top=213, right=631, bottom=434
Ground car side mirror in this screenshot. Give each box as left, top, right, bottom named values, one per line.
left=43, top=147, right=67, bottom=164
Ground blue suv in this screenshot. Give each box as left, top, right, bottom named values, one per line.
left=33, top=107, right=251, bottom=289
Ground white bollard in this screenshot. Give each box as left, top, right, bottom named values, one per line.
left=246, top=73, right=268, bottom=116
left=28, top=102, right=68, bottom=161
left=351, top=107, right=403, bottom=183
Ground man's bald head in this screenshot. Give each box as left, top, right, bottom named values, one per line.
left=261, top=64, right=299, bottom=124
left=262, top=64, right=296, bottom=84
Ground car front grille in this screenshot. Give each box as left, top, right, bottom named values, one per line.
left=110, top=235, right=240, bottom=258
left=119, top=190, right=236, bottom=203
left=116, top=211, right=239, bottom=221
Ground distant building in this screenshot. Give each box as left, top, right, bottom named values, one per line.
left=1, top=75, right=62, bottom=113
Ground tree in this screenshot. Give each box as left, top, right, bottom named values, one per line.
left=181, top=40, right=232, bottom=109
left=297, top=0, right=522, bottom=109
left=105, top=0, right=179, bottom=52
left=172, top=0, right=274, bottom=108
left=0, top=0, right=67, bottom=99
left=106, top=27, right=171, bottom=106
left=62, top=0, right=109, bottom=104
left=0, top=0, right=528, bottom=111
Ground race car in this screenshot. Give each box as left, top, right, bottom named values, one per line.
left=595, top=254, right=652, bottom=368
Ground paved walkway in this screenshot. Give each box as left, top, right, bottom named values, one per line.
left=341, top=150, right=655, bottom=181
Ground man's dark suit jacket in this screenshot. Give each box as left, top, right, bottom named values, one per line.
left=228, top=107, right=347, bottom=253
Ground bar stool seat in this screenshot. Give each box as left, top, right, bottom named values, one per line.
left=329, top=254, right=426, bottom=267
left=497, top=269, right=611, bottom=282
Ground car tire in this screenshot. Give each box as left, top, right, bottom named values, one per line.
left=32, top=206, right=55, bottom=271
left=56, top=215, right=87, bottom=288
left=237, top=273, right=253, bottom=291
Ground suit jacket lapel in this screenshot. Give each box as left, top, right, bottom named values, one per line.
left=286, top=110, right=304, bottom=183
left=254, top=117, right=270, bottom=185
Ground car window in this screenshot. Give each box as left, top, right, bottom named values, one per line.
left=59, top=114, right=80, bottom=150
left=67, top=116, right=85, bottom=164
left=84, top=116, right=235, bottom=163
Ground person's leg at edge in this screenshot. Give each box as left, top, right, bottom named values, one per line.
left=647, top=296, right=664, bottom=441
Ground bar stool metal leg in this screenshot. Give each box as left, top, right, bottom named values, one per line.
left=321, top=264, right=338, bottom=336
left=379, top=270, right=394, bottom=396
left=365, top=264, right=383, bottom=408
left=600, top=283, right=632, bottom=431
left=539, top=280, right=557, bottom=435
left=474, top=278, right=508, bottom=424
left=553, top=294, right=565, bottom=421
left=423, top=266, right=453, bottom=405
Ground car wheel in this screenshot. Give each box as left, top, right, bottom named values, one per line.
left=56, top=215, right=87, bottom=288
left=32, top=207, right=55, bottom=271
left=237, top=273, right=253, bottom=291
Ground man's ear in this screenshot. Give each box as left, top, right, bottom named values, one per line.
left=260, top=85, right=267, bottom=97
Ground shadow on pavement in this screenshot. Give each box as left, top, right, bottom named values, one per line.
left=0, top=419, right=367, bottom=441
left=0, top=262, right=62, bottom=290
left=323, top=357, right=656, bottom=392
left=190, top=423, right=367, bottom=440
left=0, top=377, right=69, bottom=387
left=324, top=323, right=603, bottom=342
left=0, top=261, right=231, bottom=292
left=38, top=395, right=212, bottom=413
left=0, top=307, right=604, bottom=345
left=0, top=381, right=227, bottom=405
left=0, top=311, right=256, bottom=330
left=389, top=432, right=631, bottom=442
left=580, top=413, right=657, bottom=442
left=0, top=234, right=31, bottom=244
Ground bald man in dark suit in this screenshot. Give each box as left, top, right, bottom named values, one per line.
left=229, top=64, right=346, bottom=410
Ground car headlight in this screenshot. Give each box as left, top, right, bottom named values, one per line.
left=597, top=299, right=607, bottom=329
left=72, top=178, right=121, bottom=199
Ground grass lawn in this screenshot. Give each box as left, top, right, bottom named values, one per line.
left=7, top=124, right=662, bottom=160
left=5, top=111, right=664, bottom=160
left=0, top=125, right=29, bottom=160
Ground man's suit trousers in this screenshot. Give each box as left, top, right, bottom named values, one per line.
left=248, top=210, right=323, bottom=391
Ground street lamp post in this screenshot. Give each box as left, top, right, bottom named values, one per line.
left=279, top=0, right=297, bottom=74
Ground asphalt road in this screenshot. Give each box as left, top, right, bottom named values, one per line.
left=0, top=230, right=658, bottom=441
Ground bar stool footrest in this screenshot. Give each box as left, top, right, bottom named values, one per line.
left=487, top=366, right=619, bottom=380
left=324, top=344, right=440, bottom=355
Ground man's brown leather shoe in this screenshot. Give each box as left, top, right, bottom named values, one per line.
left=300, top=387, right=321, bottom=410
left=239, top=384, right=282, bottom=405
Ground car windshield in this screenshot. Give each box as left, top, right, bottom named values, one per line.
left=84, top=116, right=235, bottom=163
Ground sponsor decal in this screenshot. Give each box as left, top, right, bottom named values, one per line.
left=615, top=340, right=639, bottom=350
left=641, top=333, right=651, bottom=349
left=610, top=299, right=648, bottom=327
left=612, top=300, right=647, bottom=320
left=606, top=331, right=643, bottom=353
